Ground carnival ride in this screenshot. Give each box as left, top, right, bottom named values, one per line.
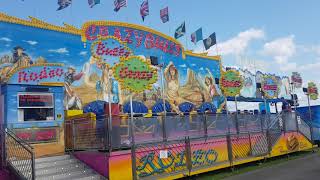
left=0, top=13, right=316, bottom=180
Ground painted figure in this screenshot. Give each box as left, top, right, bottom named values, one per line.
left=12, top=46, right=33, bottom=67
left=101, top=64, right=119, bottom=103
left=164, top=62, right=206, bottom=113
left=205, top=68, right=225, bottom=110
left=64, top=66, right=84, bottom=110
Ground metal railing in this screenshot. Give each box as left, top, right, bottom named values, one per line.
left=65, top=111, right=313, bottom=151
left=5, top=128, right=35, bottom=180
left=63, top=110, right=313, bottom=179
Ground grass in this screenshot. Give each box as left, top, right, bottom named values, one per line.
left=188, top=148, right=319, bottom=180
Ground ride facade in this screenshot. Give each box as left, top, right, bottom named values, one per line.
left=0, top=13, right=315, bottom=180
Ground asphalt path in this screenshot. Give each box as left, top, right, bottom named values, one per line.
left=225, top=153, right=320, bottom=180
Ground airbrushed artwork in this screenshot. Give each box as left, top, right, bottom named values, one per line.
left=0, top=20, right=226, bottom=113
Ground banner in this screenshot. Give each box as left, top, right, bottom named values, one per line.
left=307, top=82, right=318, bottom=100
left=239, top=69, right=256, bottom=98
left=291, top=72, right=302, bottom=88
left=220, top=69, right=243, bottom=97
left=261, top=75, right=279, bottom=99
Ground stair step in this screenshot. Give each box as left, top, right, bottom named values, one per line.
left=36, top=169, right=95, bottom=180
left=75, top=174, right=103, bottom=180
left=36, top=162, right=86, bottom=176
left=35, top=155, right=71, bottom=163
left=35, top=158, right=78, bottom=169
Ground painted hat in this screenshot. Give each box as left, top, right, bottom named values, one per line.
left=13, top=46, right=25, bottom=51
left=68, top=66, right=76, bottom=71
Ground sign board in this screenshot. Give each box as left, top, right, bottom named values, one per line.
left=220, top=69, right=243, bottom=97
left=91, top=36, right=133, bottom=63
left=261, top=75, right=279, bottom=99
left=291, top=72, right=302, bottom=88
left=308, top=82, right=318, bottom=100
left=7, top=65, right=65, bottom=86
left=159, top=150, right=168, bottom=159
left=18, top=93, right=53, bottom=108
left=14, top=128, right=58, bottom=143
left=113, top=56, right=158, bottom=93
left=82, top=23, right=182, bottom=57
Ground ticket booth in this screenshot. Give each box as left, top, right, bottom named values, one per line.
left=0, top=64, right=65, bottom=143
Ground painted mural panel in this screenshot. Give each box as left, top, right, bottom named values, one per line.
left=0, top=20, right=224, bottom=113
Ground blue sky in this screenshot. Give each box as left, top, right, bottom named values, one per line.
left=0, top=0, right=320, bottom=105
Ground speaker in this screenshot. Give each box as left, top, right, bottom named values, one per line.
left=256, top=83, right=261, bottom=88
left=215, top=78, right=219, bottom=84
left=26, top=87, right=49, bottom=92
left=291, top=94, right=298, bottom=101
left=150, top=56, right=158, bottom=66
left=303, top=87, right=308, bottom=93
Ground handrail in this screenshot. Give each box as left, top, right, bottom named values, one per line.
left=6, top=128, right=34, bottom=151
left=5, top=128, right=35, bottom=180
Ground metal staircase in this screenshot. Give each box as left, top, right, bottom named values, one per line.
left=2, top=127, right=105, bottom=180
left=34, top=154, right=104, bottom=180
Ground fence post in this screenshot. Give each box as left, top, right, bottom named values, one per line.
left=31, top=150, right=35, bottom=180
left=72, top=120, right=76, bottom=152
left=203, top=113, right=208, bottom=138
left=0, top=125, right=5, bottom=169
left=162, top=115, right=167, bottom=142
left=226, top=134, right=233, bottom=166
left=130, top=143, right=137, bottom=180
left=185, top=137, right=192, bottom=175
left=248, top=132, right=252, bottom=156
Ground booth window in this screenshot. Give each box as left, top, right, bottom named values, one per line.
left=18, top=93, right=54, bottom=122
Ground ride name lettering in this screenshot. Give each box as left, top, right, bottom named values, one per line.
left=18, top=67, right=64, bottom=83
left=95, top=42, right=131, bottom=57
left=222, top=79, right=242, bottom=88
left=85, top=25, right=181, bottom=56
left=119, top=67, right=153, bottom=80
left=263, top=84, right=278, bottom=91
left=308, top=87, right=318, bottom=94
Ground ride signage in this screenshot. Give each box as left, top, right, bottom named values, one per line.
left=91, top=36, right=133, bottom=62
left=291, top=72, right=302, bottom=88
left=18, top=94, right=53, bottom=108
left=307, top=82, right=318, bottom=100
left=261, top=75, right=279, bottom=99
left=82, top=22, right=182, bottom=57
left=220, top=70, right=243, bottom=97
left=113, top=56, right=158, bottom=93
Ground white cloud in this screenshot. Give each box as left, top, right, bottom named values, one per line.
left=191, top=63, right=196, bottom=66
left=79, top=51, right=87, bottom=56
left=262, top=35, right=296, bottom=71
left=48, top=48, right=69, bottom=54
left=208, top=28, right=265, bottom=56
left=0, top=37, right=12, bottom=42
left=262, top=35, right=296, bottom=63
left=179, top=64, right=187, bottom=68
left=5, top=44, right=10, bottom=47
left=199, top=67, right=204, bottom=71
left=299, top=61, right=320, bottom=71
left=23, top=40, right=38, bottom=45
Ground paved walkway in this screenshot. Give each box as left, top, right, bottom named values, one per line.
left=225, top=153, right=320, bottom=180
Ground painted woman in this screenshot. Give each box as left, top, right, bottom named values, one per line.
left=205, top=68, right=225, bottom=110
left=164, top=61, right=185, bottom=113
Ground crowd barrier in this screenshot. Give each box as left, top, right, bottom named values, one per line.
left=65, top=111, right=314, bottom=180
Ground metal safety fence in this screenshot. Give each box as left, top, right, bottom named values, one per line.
left=5, top=128, right=35, bottom=180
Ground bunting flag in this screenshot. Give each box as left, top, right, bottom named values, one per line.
left=88, top=0, right=100, bottom=8
left=160, top=7, right=169, bottom=23
left=140, top=0, right=149, bottom=21
left=174, top=22, right=186, bottom=39
left=114, top=0, right=127, bottom=12
left=203, top=32, right=216, bottom=50
left=57, top=0, right=72, bottom=11
left=191, top=28, right=203, bottom=44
